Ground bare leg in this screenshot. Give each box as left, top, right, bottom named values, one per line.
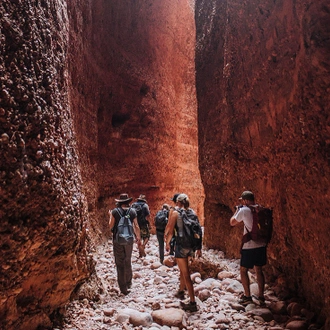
left=254, top=266, right=265, bottom=298
left=240, top=266, right=251, bottom=297
left=176, top=258, right=195, bottom=302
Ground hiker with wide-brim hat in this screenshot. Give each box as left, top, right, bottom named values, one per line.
left=109, top=193, right=141, bottom=295
left=131, top=194, right=150, bottom=258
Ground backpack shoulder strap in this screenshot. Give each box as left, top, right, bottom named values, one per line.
left=116, top=207, right=124, bottom=217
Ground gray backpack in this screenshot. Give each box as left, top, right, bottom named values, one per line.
left=115, top=208, right=134, bottom=245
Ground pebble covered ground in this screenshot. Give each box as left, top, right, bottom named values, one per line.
left=60, top=234, right=319, bottom=330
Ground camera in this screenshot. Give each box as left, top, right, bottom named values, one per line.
left=235, top=205, right=243, bottom=210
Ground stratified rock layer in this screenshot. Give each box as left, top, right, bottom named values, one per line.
left=196, top=0, right=330, bottom=319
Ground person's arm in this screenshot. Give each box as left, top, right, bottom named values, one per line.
left=132, top=217, right=141, bottom=245
left=165, top=208, right=174, bottom=237
left=165, top=209, right=177, bottom=251
left=109, top=209, right=115, bottom=230
left=230, top=207, right=241, bottom=226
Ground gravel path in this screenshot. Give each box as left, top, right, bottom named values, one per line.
left=60, top=235, right=293, bottom=330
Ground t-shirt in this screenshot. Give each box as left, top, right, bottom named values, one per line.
left=234, top=206, right=266, bottom=250
left=111, top=207, right=137, bottom=236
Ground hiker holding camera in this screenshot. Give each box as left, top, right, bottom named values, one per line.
left=230, top=190, right=267, bottom=306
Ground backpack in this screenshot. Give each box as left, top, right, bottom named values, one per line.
left=114, top=207, right=134, bottom=245
left=154, top=209, right=168, bottom=231
left=176, top=208, right=202, bottom=252
left=242, top=205, right=273, bottom=244
left=132, top=202, right=148, bottom=227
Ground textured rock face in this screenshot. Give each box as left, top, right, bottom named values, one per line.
left=0, top=1, right=92, bottom=329
left=67, top=0, right=204, bottom=232
left=0, top=0, right=203, bottom=328
left=196, top=0, right=330, bottom=318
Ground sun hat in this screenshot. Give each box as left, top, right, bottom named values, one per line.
left=136, top=194, right=147, bottom=202
left=115, top=193, right=133, bottom=203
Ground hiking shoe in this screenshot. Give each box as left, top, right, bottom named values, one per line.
left=174, top=290, right=185, bottom=300
left=239, top=295, right=253, bottom=305
left=120, top=290, right=130, bottom=296
left=252, top=295, right=266, bottom=306
left=180, top=301, right=197, bottom=312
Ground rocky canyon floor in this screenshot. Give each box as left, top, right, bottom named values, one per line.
left=60, top=235, right=318, bottom=330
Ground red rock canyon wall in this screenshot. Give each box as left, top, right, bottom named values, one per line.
left=67, top=0, right=204, bottom=234
left=0, top=1, right=92, bottom=329
left=196, top=0, right=330, bottom=319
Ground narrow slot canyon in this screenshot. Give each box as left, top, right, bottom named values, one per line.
left=0, top=0, right=329, bottom=329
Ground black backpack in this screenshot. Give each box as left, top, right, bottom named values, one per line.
left=132, top=202, right=148, bottom=227
left=242, top=205, right=273, bottom=244
left=114, top=208, right=134, bottom=245
left=154, top=209, right=168, bottom=231
left=176, top=208, right=202, bottom=251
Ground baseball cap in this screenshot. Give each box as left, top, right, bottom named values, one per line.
left=239, top=191, right=255, bottom=201
left=176, top=193, right=188, bottom=202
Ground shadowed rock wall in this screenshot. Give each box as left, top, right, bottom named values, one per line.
left=67, top=0, right=204, bottom=232
left=196, top=0, right=330, bottom=319
left=0, top=1, right=93, bottom=329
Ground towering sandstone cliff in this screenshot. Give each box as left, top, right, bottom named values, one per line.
left=1, top=0, right=329, bottom=328
left=196, top=0, right=330, bottom=319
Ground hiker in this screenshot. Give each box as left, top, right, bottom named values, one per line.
left=132, top=194, right=150, bottom=257
left=165, top=193, right=202, bottom=312
left=109, top=193, right=141, bottom=295
left=154, top=203, right=170, bottom=264
left=230, top=190, right=267, bottom=306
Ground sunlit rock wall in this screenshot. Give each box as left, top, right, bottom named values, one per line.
left=196, top=0, right=330, bottom=318
left=0, top=1, right=92, bottom=329
left=67, top=0, right=204, bottom=231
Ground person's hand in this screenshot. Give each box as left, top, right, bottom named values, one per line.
left=165, top=243, right=170, bottom=252
left=136, top=238, right=141, bottom=246
left=108, top=209, right=112, bottom=216
left=195, top=249, right=202, bottom=258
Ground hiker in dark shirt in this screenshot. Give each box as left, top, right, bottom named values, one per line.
left=109, top=193, right=141, bottom=295
left=132, top=194, right=150, bottom=257
left=166, top=193, right=201, bottom=312
left=230, top=190, right=267, bottom=306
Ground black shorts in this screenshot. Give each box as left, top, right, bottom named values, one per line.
left=241, top=246, right=267, bottom=269
left=174, top=243, right=194, bottom=259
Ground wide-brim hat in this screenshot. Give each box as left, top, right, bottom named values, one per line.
left=136, top=194, right=147, bottom=202
left=115, top=193, right=133, bottom=203
left=239, top=191, right=255, bottom=201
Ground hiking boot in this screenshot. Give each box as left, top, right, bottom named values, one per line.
left=239, top=295, right=253, bottom=306
left=180, top=301, right=197, bottom=312
left=252, top=294, right=266, bottom=306
left=174, top=290, right=185, bottom=300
